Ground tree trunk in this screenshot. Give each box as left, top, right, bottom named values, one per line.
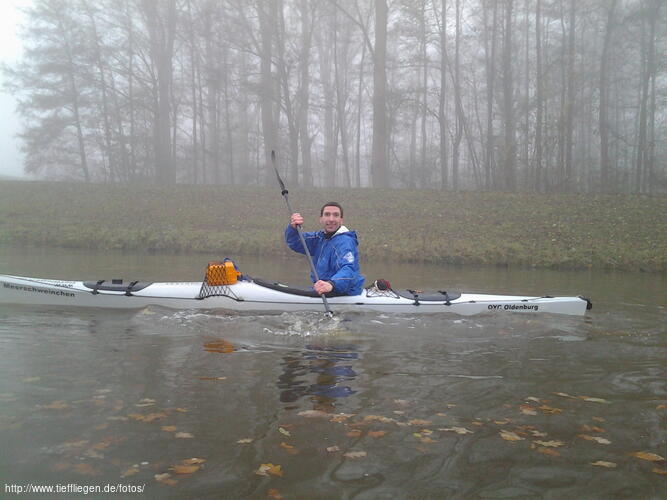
left=599, top=0, right=617, bottom=192
left=502, top=0, right=516, bottom=191
left=371, top=0, right=389, bottom=187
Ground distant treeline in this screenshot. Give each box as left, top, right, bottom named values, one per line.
left=1, top=181, right=665, bottom=272
left=2, top=0, right=665, bottom=194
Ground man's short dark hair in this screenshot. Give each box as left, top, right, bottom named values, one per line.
left=320, top=202, right=343, bottom=217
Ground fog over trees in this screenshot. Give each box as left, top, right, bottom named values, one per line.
left=2, top=0, right=665, bottom=193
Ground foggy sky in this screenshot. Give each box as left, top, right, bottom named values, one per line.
left=0, top=0, right=27, bottom=178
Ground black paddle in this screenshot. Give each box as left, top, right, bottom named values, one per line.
left=271, top=150, right=333, bottom=317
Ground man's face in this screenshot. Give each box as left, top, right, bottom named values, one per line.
left=320, top=205, right=343, bottom=234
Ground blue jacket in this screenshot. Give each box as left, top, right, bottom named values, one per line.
left=285, top=225, right=365, bottom=295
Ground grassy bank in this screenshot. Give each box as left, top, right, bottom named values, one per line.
left=0, top=181, right=665, bottom=272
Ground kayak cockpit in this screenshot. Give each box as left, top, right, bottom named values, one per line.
left=83, top=279, right=152, bottom=294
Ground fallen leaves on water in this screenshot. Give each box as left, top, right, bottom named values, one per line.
left=343, top=451, right=367, bottom=459
left=657, top=405, right=667, bottom=410
left=237, top=438, right=254, bottom=444
left=439, top=427, right=474, bottom=435
left=175, top=432, right=194, bottom=439
left=172, top=464, right=200, bottom=474
left=408, top=419, right=432, bottom=426
left=580, top=424, right=606, bottom=433
left=255, top=463, right=284, bottom=477
left=534, top=440, right=565, bottom=448
left=591, top=461, right=617, bottom=468
left=364, top=415, right=397, bottom=424
left=278, top=427, right=291, bottom=437
left=267, top=489, right=284, bottom=499
left=579, top=396, right=610, bottom=404
left=279, top=442, right=298, bottom=455
left=578, top=434, right=611, bottom=445
left=630, top=451, right=665, bottom=462
left=326, top=445, right=340, bottom=453
left=161, top=426, right=177, bottom=432
left=500, top=430, right=524, bottom=442
left=538, top=405, right=563, bottom=415
left=535, top=446, right=560, bottom=457
left=368, top=430, right=387, bottom=438
left=653, top=468, right=667, bottom=476
left=198, top=376, right=227, bottom=381
left=346, top=429, right=362, bottom=438
left=330, top=413, right=354, bottom=423
left=519, top=405, right=538, bottom=416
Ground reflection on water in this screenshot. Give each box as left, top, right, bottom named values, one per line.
left=278, top=345, right=358, bottom=412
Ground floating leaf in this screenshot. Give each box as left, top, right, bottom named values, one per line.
left=554, top=392, right=577, bottom=399
left=579, top=396, right=609, bottom=404
left=652, top=468, right=667, bottom=475
left=278, top=427, right=291, bottom=437
left=630, top=451, right=665, bottom=462
left=326, top=445, right=340, bottom=453
left=330, top=413, right=354, bottom=423
left=657, top=405, right=667, bottom=410
left=439, top=427, right=473, bottom=435
left=155, top=473, right=178, bottom=486
left=279, top=442, right=298, bottom=454
left=525, top=397, right=541, bottom=403
left=368, top=430, right=387, bottom=438
left=121, top=467, right=139, bottom=477
left=174, top=432, right=194, bottom=439
left=298, top=410, right=329, bottom=418
left=579, top=434, right=611, bottom=445
left=237, top=438, right=254, bottom=444
left=500, top=430, right=524, bottom=442
left=494, top=419, right=511, bottom=425
left=175, top=408, right=188, bottom=413
left=419, top=437, right=437, bottom=444
left=538, top=405, right=563, bottom=414
left=580, top=425, right=605, bottom=433
left=182, top=458, right=206, bottom=465
left=364, top=415, right=396, bottom=424
left=534, top=440, right=564, bottom=448
left=129, top=412, right=167, bottom=422
left=267, top=489, right=284, bottom=499
left=408, top=419, right=432, bottom=426
left=255, top=463, right=283, bottom=477
left=520, top=405, right=538, bottom=416
left=198, top=377, right=227, bottom=381
left=535, top=447, right=560, bottom=457
left=530, top=430, right=548, bottom=438
left=347, top=429, right=362, bottom=438
left=592, top=416, right=606, bottom=423
left=592, top=461, right=617, bottom=468
left=172, top=464, right=200, bottom=474
left=161, top=426, right=177, bottom=432
left=343, top=451, right=367, bottom=459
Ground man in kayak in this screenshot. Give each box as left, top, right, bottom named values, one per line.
left=286, top=202, right=365, bottom=296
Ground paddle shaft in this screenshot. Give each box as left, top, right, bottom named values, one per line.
left=271, top=152, right=332, bottom=315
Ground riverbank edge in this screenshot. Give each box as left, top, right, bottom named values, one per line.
left=1, top=181, right=665, bottom=272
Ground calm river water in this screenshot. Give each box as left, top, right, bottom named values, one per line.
left=0, top=246, right=665, bottom=499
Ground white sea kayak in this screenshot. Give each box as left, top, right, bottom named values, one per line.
left=0, top=273, right=592, bottom=316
